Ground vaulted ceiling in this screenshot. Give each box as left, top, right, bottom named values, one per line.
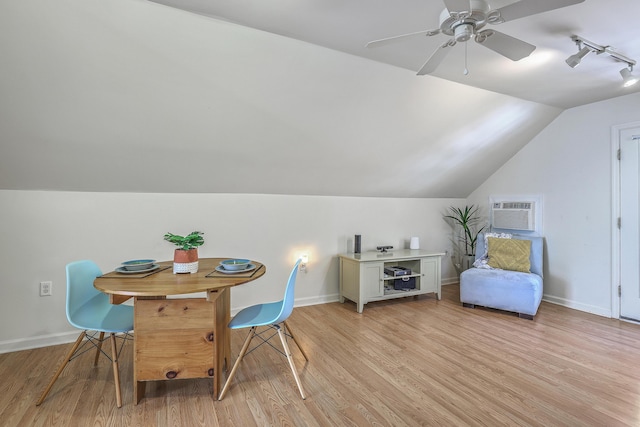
left=1, top=0, right=637, bottom=198
left=149, top=0, right=640, bottom=108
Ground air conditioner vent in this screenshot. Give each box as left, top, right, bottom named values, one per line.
left=501, top=202, right=532, bottom=210
left=492, top=201, right=535, bottom=231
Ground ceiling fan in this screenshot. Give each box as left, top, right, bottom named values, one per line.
left=366, top=0, right=585, bottom=75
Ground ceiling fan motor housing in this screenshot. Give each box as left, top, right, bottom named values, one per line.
left=439, top=0, right=490, bottom=39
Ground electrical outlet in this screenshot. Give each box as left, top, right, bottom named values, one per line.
left=40, top=281, right=52, bottom=296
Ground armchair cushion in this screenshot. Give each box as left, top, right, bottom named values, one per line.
left=487, top=238, right=531, bottom=273
left=460, top=268, right=543, bottom=316
left=473, top=232, right=513, bottom=269
left=460, top=234, right=544, bottom=318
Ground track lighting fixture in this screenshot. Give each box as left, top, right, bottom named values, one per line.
left=620, top=67, right=639, bottom=88
left=566, top=35, right=638, bottom=88
left=565, top=47, right=590, bottom=68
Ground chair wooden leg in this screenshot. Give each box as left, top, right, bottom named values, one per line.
left=36, top=331, right=86, bottom=406
left=283, top=320, right=308, bottom=361
left=218, top=326, right=256, bottom=400
left=277, top=325, right=306, bottom=399
left=94, top=332, right=105, bottom=366
left=109, top=333, right=123, bottom=408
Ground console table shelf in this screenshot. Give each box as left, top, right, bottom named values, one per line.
left=339, top=250, right=444, bottom=313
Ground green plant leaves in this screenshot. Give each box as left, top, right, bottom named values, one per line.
left=445, top=205, right=485, bottom=256
left=163, top=231, right=205, bottom=251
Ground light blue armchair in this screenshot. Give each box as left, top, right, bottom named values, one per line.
left=459, top=233, right=544, bottom=320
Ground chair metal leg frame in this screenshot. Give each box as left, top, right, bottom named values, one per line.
left=83, top=331, right=132, bottom=363
left=242, top=323, right=308, bottom=361
left=36, top=331, right=132, bottom=407
left=218, top=324, right=306, bottom=400
left=49, top=330, right=131, bottom=366
left=246, top=327, right=280, bottom=356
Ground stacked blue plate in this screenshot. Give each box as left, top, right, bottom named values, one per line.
left=120, top=259, right=156, bottom=271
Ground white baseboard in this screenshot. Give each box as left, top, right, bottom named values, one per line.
left=441, top=276, right=459, bottom=286
left=542, top=294, right=612, bottom=318
left=0, top=331, right=80, bottom=354
left=292, top=293, right=341, bottom=307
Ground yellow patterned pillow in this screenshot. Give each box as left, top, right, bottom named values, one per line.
left=487, top=238, right=531, bottom=273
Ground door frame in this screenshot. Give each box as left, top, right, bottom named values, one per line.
left=611, top=121, right=640, bottom=319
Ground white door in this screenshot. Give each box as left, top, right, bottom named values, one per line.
left=619, top=126, right=640, bottom=321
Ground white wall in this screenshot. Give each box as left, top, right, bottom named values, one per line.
left=0, top=190, right=461, bottom=352
left=468, top=92, right=640, bottom=317
left=0, top=0, right=560, bottom=198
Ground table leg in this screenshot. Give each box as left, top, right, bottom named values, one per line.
left=133, top=296, right=164, bottom=405
left=135, top=381, right=145, bottom=404
left=208, top=288, right=230, bottom=399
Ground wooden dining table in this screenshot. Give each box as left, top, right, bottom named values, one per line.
left=94, top=258, right=266, bottom=404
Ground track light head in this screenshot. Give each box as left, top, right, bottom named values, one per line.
left=567, top=35, right=638, bottom=88
left=565, top=46, right=591, bottom=68
left=621, top=67, right=639, bottom=88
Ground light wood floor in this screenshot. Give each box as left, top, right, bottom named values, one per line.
left=5, top=285, right=640, bottom=426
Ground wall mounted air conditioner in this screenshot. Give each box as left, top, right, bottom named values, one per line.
left=492, top=201, right=535, bottom=231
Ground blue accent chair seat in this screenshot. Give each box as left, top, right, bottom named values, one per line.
left=36, top=260, right=133, bottom=407
left=218, top=259, right=308, bottom=400
left=460, top=234, right=544, bottom=320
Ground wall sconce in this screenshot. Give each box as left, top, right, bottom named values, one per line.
left=566, top=35, right=638, bottom=88
left=299, top=254, right=309, bottom=272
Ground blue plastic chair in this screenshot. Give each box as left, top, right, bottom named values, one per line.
left=36, top=260, right=134, bottom=408
left=218, top=259, right=308, bottom=400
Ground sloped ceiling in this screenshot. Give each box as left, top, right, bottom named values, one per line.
left=150, top=0, right=640, bottom=109
left=0, top=0, right=581, bottom=198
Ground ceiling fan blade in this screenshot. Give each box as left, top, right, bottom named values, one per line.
left=366, top=29, right=440, bottom=48
left=494, top=0, right=585, bottom=23
left=417, top=39, right=456, bottom=75
left=442, top=0, right=470, bottom=14
left=475, top=30, right=535, bottom=61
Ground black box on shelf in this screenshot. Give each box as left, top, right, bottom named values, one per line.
left=384, top=266, right=412, bottom=277
left=394, top=276, right=416, bottom=290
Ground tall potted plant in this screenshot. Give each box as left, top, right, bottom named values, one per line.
left=444, top=205, right=485, bottom=275
left=164, top=231, right=205, bottom=274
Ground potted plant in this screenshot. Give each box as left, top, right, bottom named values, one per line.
left=163, top=231, right=205, bottom=274
left=444, top=205, right=485, bottom=275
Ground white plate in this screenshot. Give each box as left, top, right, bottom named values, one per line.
left=116, top=264, right=160, bottom=274
left=215, top=263, right=257, bottom=274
